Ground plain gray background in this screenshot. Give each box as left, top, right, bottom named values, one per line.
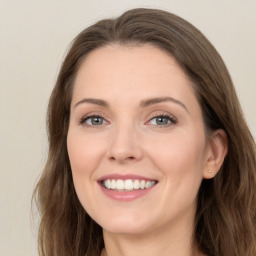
left=1, top=1, right=255, bottom=255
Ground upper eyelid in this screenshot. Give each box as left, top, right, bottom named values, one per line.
left=79, top=112, right=110, bottom=125
left=146, top=111, right=177, bottom=121
left=147, top=115, right=176, bottom=123
left=149, top=113, right=175, bottom=119
left=80, top=112, right=109, bottom=120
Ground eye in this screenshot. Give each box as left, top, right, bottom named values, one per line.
left=80, top=115, right=108, bottom=126
left=147, top=114, right=177, bottom=126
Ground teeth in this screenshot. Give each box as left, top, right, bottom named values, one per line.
left=116, top=179, right=124, bottom=190
left=110, top=180, right=116, bottom=189
left=145, top=181, right=151, bottom=188
left=103, top=179, right=156, bottom=191
left=133, top=179, right=140, bottom=189
left=106, top=179, right=111, bottom=189
left=140, top=180, right=145, bottom=189
left=124, top=179, right=133, bottom=190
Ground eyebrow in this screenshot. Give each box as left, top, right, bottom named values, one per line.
left=74, top=96, right=188, bottom=113
left=74, top=98, right=109, bottom=108
left=140, top=97, right=188, bottom=113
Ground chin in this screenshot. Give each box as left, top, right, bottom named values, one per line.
left=102, top=223, right=152, bottom=236
left=95, top=211, right=154, bottom=235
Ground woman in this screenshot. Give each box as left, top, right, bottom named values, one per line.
left=33, top=8, right=256, bottom=256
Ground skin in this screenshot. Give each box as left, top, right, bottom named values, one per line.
left=67, top=44, right=227, bottom=256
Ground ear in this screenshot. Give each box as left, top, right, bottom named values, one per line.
left=203, top=129, right=228, bottom=179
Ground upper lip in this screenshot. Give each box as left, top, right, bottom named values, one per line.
left=98, top=174, right=158, bottom=182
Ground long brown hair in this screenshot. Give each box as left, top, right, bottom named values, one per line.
left=33, top=8, right=256, bottom=256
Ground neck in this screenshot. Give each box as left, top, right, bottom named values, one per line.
left=101, top=217, right=201, bottom=256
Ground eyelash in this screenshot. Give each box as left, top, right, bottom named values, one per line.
left=146, top=114, right=177, bottom=127
left=79, top=114, right=108, bottom=127
left=79, top=113, right=177, bottom=128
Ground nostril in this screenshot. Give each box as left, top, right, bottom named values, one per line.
left=108, top=155, right=136, bottom=162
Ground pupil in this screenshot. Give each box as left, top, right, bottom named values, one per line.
left=92, top=117, right=102, bottom=125
left=157, top=117, right=168, bottom=125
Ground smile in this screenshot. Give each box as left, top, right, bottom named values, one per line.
left=98, top=174, right=158, bottom=201
left=102, top=179, right=156, bottom=191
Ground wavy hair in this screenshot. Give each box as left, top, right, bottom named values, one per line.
left=33, top=8, right=256, bottom=256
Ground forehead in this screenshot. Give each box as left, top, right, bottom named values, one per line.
left=72, top=44, right=198, bottom=109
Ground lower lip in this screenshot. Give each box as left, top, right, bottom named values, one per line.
left=99, top=183, right=156, bottom=201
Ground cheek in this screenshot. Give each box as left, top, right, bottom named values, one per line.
left=67, top=131, right=105, bottom=175
left=67, top=131, right=106, bottom=211
left=157, top=135, right=205, bottom=210
left=146, top=131, right=206, bottom=184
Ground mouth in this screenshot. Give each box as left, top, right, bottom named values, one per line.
left=100, top=178, right=157, bottom=191
left=97, top=174, right=158, bottom=201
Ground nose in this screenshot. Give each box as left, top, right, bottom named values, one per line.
left=107, top=124, right=143, bottom=164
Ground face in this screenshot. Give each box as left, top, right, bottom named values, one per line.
left=67, top=44, right=211, bottom=236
